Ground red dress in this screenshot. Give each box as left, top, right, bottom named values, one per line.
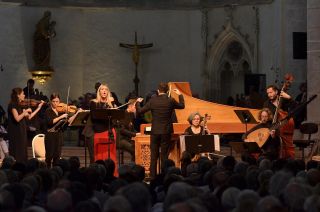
left=90, top=101, right=118, bottom=176
left=94, top=129, right=117, bottom=162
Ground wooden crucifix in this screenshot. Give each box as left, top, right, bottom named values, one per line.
left=119, top=32, right=153, bottom=96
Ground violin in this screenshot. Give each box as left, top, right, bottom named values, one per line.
left=20, top=99, right=45, bottom=107
left=56, top=103, right=77, bottom=114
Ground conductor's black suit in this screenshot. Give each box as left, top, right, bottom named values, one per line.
left=137, top=93, right=184, bottom=178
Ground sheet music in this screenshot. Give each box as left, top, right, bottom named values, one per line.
left=214, top=134, right=220, bottom=152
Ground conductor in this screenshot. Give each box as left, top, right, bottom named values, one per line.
left=136, top=82, right=185, bottom=178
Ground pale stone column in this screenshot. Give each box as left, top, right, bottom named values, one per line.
left=307, top=0, right=320, bottom=123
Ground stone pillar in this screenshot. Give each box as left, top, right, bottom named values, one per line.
left=307, top=1, right=320, bottom=123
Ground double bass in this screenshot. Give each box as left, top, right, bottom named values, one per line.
left=273, top=74, right=295, bottom=158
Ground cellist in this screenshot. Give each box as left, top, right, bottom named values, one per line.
left=263, top=82, right=296, bottom=159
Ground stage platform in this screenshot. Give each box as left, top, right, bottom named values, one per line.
left=24, top=144, right=314, bottom=168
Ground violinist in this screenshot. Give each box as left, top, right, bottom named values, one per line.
left=90, top=83, right=118, bottom=166
left=243, top=108, right=280, bottom=161
left=184, top=112, right=210, bottom=135
left=45, top=93, right=79, bottom=168
left=7, top=87, right=44, bottom=162
left=264, top=84, right=296, bottom=159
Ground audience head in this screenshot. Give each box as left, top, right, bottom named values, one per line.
left=163, top=182, right=199, bottom=212
left=46, top=188, right=72, bottom=212
left=269, top=171, right=293, bottom=198
left=103, top=195, right=132, bottom=212
left=234, top=189, right=260, bottom=212
left=104, top=159, right=115, bottom=177
left=304, top=195, right=320, bottom=212
left=68, top=156, right=80, bottom=171
left=283, top=182, right=312, bottom=212
left=306, top=168, right=320, bottom=186
left=255, top=195, right=283, bottom=212
left=117, top=182, right=151, bottom=212
left=221, top=187, right=240, bottom=210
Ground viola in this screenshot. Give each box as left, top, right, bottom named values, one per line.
left=56, top=103, right=77, bottom=114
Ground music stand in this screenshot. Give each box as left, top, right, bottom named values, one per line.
left=234, top=110, right=258, bottom=133
left=68, top=111, right=90, bottom=166
left=68, top=111, right=90, bottom=127
left=91, top=109, right=125, bottom=158
left=184, top=135, right=215, bottom=156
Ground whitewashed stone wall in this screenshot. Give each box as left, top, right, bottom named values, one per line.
left=0, top=1, right=307, bottom=109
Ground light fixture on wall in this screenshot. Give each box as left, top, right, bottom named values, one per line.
left=29, top=69, right=53, bottom=85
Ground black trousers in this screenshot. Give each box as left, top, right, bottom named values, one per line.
left=150, top=134, right=171, bottom=178
left=45, top=132, right=63, bottom=168
left=85, top=135, right=95, bottom=164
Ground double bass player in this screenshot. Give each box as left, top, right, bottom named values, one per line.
left=264, top=82, right=296, bottom=159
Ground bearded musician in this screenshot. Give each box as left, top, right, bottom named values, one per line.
left=243, top=108, right=280, bottom=161
left=263, top=85, right=296, bottom=159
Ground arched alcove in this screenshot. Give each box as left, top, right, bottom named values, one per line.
left=206, top=22, right=255, bottom=103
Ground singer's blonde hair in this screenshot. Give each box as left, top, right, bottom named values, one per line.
left=93, top=83, right=113, bottom=108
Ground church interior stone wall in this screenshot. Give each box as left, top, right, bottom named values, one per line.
left=0, top=1, right=308, bottom=109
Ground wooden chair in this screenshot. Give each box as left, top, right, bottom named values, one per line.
left=32, top=134, right=46, bottom=160
left=293, top=123, right=318, bottom=160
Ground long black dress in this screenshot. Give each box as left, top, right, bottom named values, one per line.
left=7, top=102, right=28, bottom=162
left=45, top=107, right=63, bottom=168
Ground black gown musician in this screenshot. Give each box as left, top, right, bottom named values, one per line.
left=45, top=93, right=78, bottom=168
left=184, top=112, right=210, bottom=135
left=7, top=87, right=44, bottom=162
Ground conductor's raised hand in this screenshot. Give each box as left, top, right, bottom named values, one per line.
left=173, top=89, right=181, bottom=95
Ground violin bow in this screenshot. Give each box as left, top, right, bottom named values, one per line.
left=66, top=86, right=70, bottom=115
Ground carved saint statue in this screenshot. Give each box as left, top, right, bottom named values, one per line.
left=33, top=11, right=56, bottom=69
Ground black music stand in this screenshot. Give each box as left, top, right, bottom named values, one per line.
left=234, top=110, right=258, bottom=134
left=184, top=135, right=215, bottom=156
left=68, top=111, right=90, bottom=166
left=91, top=109, right=125, bottom=159
left=48, top=119, right=68, bottom=133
